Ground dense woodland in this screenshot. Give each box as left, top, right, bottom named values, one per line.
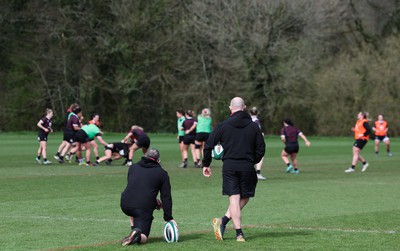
left=1, top=0, right=399, bottom=136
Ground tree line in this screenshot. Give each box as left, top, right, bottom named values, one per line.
left=0, top=0, right=399, bottom=136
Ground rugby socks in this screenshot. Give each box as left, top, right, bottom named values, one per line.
left=44, top=158, right=48, bottom=162
left=221, top=215, right=230, bottom=226
left=235, top=229, right=243, bottom=236
left=37, top=156, right=41, bottom=160
left=362, top=162, right=367, bottom=166
left=256, top=170, right=261, bottom=174
left=96, top=156, right=99, bottom=160
left=351, top=165, right=355, bottom=169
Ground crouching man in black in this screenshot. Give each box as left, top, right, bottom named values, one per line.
left=120, top=148, right=176, bottom=245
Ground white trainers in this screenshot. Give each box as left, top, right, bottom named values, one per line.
left=257, top=174, right=267, bottom=180
left=43, top=160, right=52, bottom=165
left=361, top=162, right=369, bottom=172
left=35, top=157, right=41, bottom=164
left=388, top=152, right=393, bottom=157
left=345, top=168, right=355, bottom=173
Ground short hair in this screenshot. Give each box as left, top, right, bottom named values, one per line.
left=176, top=108, right=185, bottom=115
left=283, top=118, right=294, bottom=126
left=145, top=148, right=160, bottom=162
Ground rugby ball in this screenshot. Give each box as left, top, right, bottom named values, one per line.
left=163, top=221, right=179, bottom=243
left=211, top=144, right=224, bottom=160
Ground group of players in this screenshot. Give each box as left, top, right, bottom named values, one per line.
left=36, top=105, right=393, bottom=173
left=35, top=103, right=150, bottom=167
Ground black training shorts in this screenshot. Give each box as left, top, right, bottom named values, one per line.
left=195, top=132, right=210, bottom=142
left=354, top=139, right=368, bottom=149
left=284, top=142, right=299, bottom=154
left=222, top=170, right=258, bottom=198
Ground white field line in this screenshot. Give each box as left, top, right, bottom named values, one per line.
left=1, top=215, right=397, bottom=235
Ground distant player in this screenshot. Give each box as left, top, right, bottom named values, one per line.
left=176, top=109, right=186, bottom=167
left=36, top=108, right=54, bottom=165
left=180, top=110, right=197, bottom=168
left=94, top=142, right=130, bottom=165
left=373, top=114, right=392, bottom=157
left=195, top=108, right=212, bottom=168
left=122, top=125, right=151, bottom=166
left=280, top=118, right=311, bottom=174
left=250, top=107, right=267, bottom=180
left=345, top=112, right=371, bottom=173
left=88, top=113, right=102, bottom=161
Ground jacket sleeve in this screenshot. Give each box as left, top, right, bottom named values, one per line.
left=160, top=172, right=173, bottom=221
left=255, top=128, right=266, bottom=164
left=202, top=123, right=223, bottom=167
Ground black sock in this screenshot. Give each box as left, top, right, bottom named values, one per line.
left=287, top=163, right=290, bottom=166
left=56, top=152, right=60, bottom=156
left=37, top=156, right=41, bottom=159
left=44, top=158, right=47, bottom=162
left=351, top=165, right=355, bottom=169
left=294, top=168, right=298, bottom=171
left=96, top=156, right=99, bottom=160
left=362, top=161, right=367, bottom=165
left=235, top=229, right=243, bottom=236
left=131, top=226, right=135, bottom=230
left=221, top=216, right=230, bottom=226
left=256, top=170, right=261, bottom=174
left=184, top=158, right=187, bottom=163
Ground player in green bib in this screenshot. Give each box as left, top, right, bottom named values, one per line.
left=195, top=108, right=212, bottom=167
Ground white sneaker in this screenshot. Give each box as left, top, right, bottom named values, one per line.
left=126, top=161, right=132, bottom=166
left=43, top=160, right=52, bottom=165
left=361, top=162, right=369, bottom=172
left=345, top=168, right=355, bottom=173
left=388, top=152, right=393, bottom=157
left=257, top=174, right=267, bottom=180
left=35, top=157, right=41, bottom=164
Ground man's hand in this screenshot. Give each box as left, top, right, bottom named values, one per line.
left=156, top=198, right=163, bottom=210
left=203, top=166, right=212, bottom=177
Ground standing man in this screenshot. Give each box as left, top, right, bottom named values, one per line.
left=120, top=148, right=176, bottom=246
left=202, top=97, right=265, bottom=242
left=373, top=114, right=392, bottom=157
left=345, top=111, right=371, bottom=173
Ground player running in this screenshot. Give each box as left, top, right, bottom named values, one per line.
left=373, top=114, right=392, bottom=157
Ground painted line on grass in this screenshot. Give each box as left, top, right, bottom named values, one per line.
left=2, top=215, right=397, bottom=235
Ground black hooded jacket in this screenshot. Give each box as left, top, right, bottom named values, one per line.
left=120, top=157, right=173, bottom=221
left=202, top=110, right=265, bottom=171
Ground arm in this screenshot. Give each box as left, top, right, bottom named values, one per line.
left=160, top=174, right=173, bottom=222
left=185, top=122, right=197, bottom=134
left=300, top=133, right=311, bottom=147
left=37, top=120, right=49, bottom=133
left=96, top=135, right=109, bottom=147
left=363, top=122, right=371, bottom=136
left=121, top=132, right=132, bottom=143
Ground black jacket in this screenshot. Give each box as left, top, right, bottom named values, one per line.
left=120, top=157, right=173, bottom=221
left=202, top=110, right=265, bottom=171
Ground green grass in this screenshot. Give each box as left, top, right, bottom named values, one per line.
left=0, top=132, right=399, bottom=250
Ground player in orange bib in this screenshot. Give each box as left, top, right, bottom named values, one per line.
left=345, top=112, right=371, bottom=173
left=372, top=114, right=392, bottom=157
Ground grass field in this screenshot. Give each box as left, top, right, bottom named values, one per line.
left=0, top=132, right=399, bottom=251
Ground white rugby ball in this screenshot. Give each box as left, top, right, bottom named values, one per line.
left=211, top=143, right=224, bottom=160
left=163, top=221, right=179, bottom=243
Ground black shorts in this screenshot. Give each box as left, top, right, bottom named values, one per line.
left=222, top=170, right=257, bottom=198
left=183, top=134, right=196, bottom=145
left=354, top=139, right=368, bottom=149
left=63, top=130, right=76, bottom=144
left=38, top=131, right=48, bottom=142
left=136, top=135, right=150, bottom=149
left=375, top=136, right=389, bottom=142
left=74, top=130, right=91, bottom=144
left=120, top=207, right=154, bottom=237
left=195, top=132, right=210, bottom=142
left=284, top=142, right=299, bottom=154
left=178, top=135, right=184, bottom=143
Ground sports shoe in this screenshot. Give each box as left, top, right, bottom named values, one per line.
left=212, top=218, right=224, bottom=241
left=286, top=164, right=293, bottom=173
left=78, top=162, right=87, bottom=166
left=388, top=152, right=393, bottom=157
left=361, top=162, right=369, bottom=172
left=291, top=169, right=299, bottom=174
left=65, top=154, right=71, bottom=161
left=179, top=162, right=187, bottom=168
left=54, top=154, right=60, bottom=161
left=257, top=174, right=267, bottom=180
left=126, top=161, right=132, bottom=166
left=92, top=162, right=99, bottom=166
left=236, top=233, right=246, bottom=242
left=35, top=157, right=41, bottom=164
left=43, top=160, right=52, bottom=165
left=121, top=228, right=142, bottom=246
left=345, top=167, right=355, bottom=173
left=105, top=159, right=112, bottom=165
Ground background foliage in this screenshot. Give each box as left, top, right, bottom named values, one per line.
left=1, top=0, right=399, bottom=135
